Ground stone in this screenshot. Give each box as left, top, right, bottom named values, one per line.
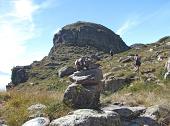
left=102, top=105, right=146, bottom=119
left=22, top=117, right=50, bottom=126
left=63, top=83, right=100, bottom=109
left=27, top=103, right=47, bottom=112
left=103, top=77, right=129, bottom=92
left=58, top=66, right=76, bottom=78
left=27, top=104, right=47, bottom=119
left=69, top=68, right=103, bottom=85
left=50, top=109, right=121, bottom=126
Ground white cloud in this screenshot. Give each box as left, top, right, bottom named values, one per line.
left=0, top=0, right=53, bottom=88
left=12, top=0, right=40, bottom=21
left=116, top=19, right=138, bottom=36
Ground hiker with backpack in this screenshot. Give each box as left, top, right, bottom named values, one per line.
left=134, top=54, right=141, bottom=73
left=110, top=49, right=114, bottom=57
left=75, top=57, right=89, bottom=71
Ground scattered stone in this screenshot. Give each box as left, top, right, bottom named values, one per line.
left=50, top=109, right=121, bottom=126
left=22, top=117, right=50, bottom=126
left=27, top=104, right=47, bottom=112
left=58, top=66, right=76, bottom=78
left=27, top=104, right=47, bottom=119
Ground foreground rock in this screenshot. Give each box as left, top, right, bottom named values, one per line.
left=50, top=109, right=121, bottom=126
left=63, top=83, right=101, bottom=109
left=22, top=117, right=50, bottom=126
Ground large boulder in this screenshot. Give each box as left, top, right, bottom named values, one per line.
left=63, top=83, right=101, bottom=109
left=50, top=109, right=121, bottom=126
left=22, top=117, right=50, bottom=126
left=58, top=66, right=76, bottom=78
left=11, top=65, right=31, bottom=85
left=69, top=68, right=103, bottom=85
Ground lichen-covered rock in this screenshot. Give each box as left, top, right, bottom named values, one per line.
left=50, top=109, right=121, bottom=126
left=22, top=117, right=50, bottom=126
left=58, top=66, right=76, bottom=78
left=63, top=83, right=100, bottom=109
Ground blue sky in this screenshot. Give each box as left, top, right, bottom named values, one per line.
left=0, top=0, right=170, bottom=90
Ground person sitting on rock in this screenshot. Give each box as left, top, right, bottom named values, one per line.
left=134, top=54, right=141, bottom=73
left=164, top=57, right=170, bottom=79
left=75, top=57, right=87, bottom=71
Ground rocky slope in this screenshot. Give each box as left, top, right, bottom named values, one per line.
left=1, top=22, right=170, bottom=126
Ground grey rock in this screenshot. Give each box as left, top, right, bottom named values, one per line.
left=130, top=117, right=160, bottom=126
left=102, top=105, right=146, bottom=119
left=22, top=117, right=50, bottom=126
left=58, top=66, right=76, bottom=78
left=50, top=109, right=121, bottom=126
left=27, top=104, right=47, bottom=119
left=27, top=104, right=47, bottom=112
left=142, top=105, right=169, bottom=121
left=63, top=83, right=100, bottom=109
left=69, top=68, right=103, bottom=85
left=103, top=77, right=128, bottom=92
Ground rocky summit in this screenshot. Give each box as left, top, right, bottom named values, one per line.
left=49, top=21, right=129, bottom=56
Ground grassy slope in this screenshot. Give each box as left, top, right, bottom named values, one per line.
left=0, top=39, right=170, bottom=125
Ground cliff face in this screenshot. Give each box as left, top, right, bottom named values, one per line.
left=49, top=21, right=130, bottom=57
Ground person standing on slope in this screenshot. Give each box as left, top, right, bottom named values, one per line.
left=134, top=54, right=141, bottom=73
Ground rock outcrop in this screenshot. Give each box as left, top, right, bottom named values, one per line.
left=50, top=109, right=121, bottom=126
left=11, top=65, right=31, bottom=85
left=49, top=21, right=130, bottom=57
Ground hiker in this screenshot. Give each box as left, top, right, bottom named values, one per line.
left=75, top=57, right=84, bottom=71
left=134, top=54, right=141, bottom=72
left=75, top=57, right=89, bottom=71
left=110, top=49, right=114, bottom=57
left=157, top=55, right=163, bottom=61
left=164, top=57, right=170, bottom=79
